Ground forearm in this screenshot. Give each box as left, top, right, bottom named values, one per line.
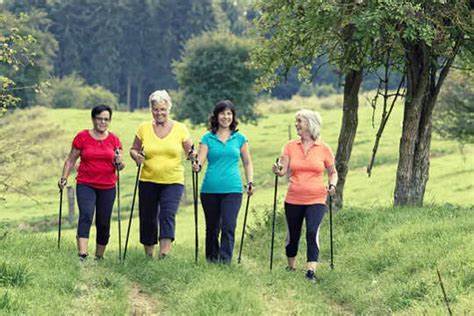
left=328, top=171, right=338, bottom=187
left=61, top=159, right=74, bottom=179
left=244, top=162, right=254, bottom=183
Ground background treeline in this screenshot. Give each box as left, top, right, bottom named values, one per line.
left=1, top=0, right=395, bottom=110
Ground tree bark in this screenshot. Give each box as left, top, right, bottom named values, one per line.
left=394, top=42, right=430, bottom=206
left=394, top=39, right=458, bottom=206
left=334, top=69, right=363, bottom=209
left=126, top=76, right=132, bottom=111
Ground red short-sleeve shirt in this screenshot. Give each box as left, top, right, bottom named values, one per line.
left=72, top=130, right=122, bottom=189
left=282, top=139, right=335, bottom=205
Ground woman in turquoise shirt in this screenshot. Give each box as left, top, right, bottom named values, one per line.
left=193, top=100, right=254, bottom=263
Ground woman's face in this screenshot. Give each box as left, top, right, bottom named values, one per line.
left=92, top=110, right=111, bottom=133
left=217, top=108, right=233, bottom=129
left=295, top=115, right=309, bottom=136
left=151, top=101, right=169, bottom=124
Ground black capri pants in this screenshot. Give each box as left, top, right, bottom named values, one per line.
left=284, top=202, right=327, bottom=262
left=76, top=184, right=116, bottom=245
left=138, top=181, right=184, bottom=246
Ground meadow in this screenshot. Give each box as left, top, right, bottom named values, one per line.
left=0, top=94, right=472, bottom=315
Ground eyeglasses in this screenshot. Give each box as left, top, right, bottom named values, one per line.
left=94, top=117, right=110, bottom=122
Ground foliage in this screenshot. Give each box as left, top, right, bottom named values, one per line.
left=174, top=31, right=259, bottom=124
left=0, top=12, right=39, bottom=114
left=434, top=70, right=474, bottom=144
left=0, top=10, right=57, bottom=109
left=37, top=74, right=118, bottom=109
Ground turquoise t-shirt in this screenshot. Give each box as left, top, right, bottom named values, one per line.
left=200, top=131, right=248, bottom=193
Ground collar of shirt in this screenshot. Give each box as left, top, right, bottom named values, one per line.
left=208, top=131, right=238, bottom=144
left=296, top=138, right=322, bottom=146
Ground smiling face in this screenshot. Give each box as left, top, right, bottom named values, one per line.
left=92, top=110, right=111, bottom=133
left=295, top=114, right=309, bottom=137
left=217, top=108, right=234, bottom=129
left=151, top=101, right=170, bottom=124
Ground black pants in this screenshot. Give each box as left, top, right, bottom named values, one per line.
left=200, top=193, right=243, bottom=263
left=284, top=202, right=327, bottom=262
left=138, top=181, right=184, bottom=246
left=76, top=184, right=116, bottom=245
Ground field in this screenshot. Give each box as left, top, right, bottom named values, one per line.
left=0, top=94, right=473, bottom=315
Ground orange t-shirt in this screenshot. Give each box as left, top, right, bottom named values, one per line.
left=282, top=139, right=335, bottom=205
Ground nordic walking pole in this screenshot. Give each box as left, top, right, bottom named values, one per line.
left=123, top=147, right=144, bottom=261
left=237, top=186, right=251, bottom=264
left=57, top=187, right=63, bottom=249
left=329, top=194, right=334, bottom=270
left=270, top=158, right=279, bottom=271
left=190, top=145, right=199, bottom=263
left=115, top=149, right=122, bottom=262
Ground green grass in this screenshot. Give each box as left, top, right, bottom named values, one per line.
left=0, top=95, right=473, bottom=314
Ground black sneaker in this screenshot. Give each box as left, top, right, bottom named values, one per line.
left=285, top=266, right=296, bottom=272
left=158, top=253, right=167, bottom=260
left=94, top=255, right=104, bottom=261
left=78, top=253, right=88, bottom=262
left=305, top=270, right=316, bottom=282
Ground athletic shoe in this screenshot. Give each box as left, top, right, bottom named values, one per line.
left=285, top=266, right=296, bottom=272
left=305, top=270, right=316, bottom=282
left=78, top=253, right=88, bottom=262
left=94, top=255, right=104, bottom=261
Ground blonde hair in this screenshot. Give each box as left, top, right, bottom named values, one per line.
left=296, top=109, right=322, bottom=140
left=149, top=90, right=172, bottom=109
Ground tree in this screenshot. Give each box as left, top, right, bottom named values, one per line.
left=433, top=70, right=473, bottom=145
left=174, top=31, right=258, bottom=124
left=252, top=1, right=377, bottom=208
left=0, top=11, right=50, bottom=113
left=253, top=0, right=473, bottom=207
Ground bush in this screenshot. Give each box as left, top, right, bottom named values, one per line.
left=174, top=31, right=258, bottom=125
left=298, top=82, right=313, bottom=97
left=314, top=84, right=336, bottom=97
left=38, top=74, right=118, bottom=109
left=434, top=70, right=474, bottom=144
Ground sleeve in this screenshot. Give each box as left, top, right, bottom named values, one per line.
left=282, top=142, right=291, bottom=157
left=239, top=133, right=248, bottom=148
left=72, top=132, right=83, bottom=150
left=180, top=123, right=191, bottom=142
left=136, top=123, right=145, bottom=141
left=324, top=144, right=335, bottom=168
left=200, top=132, right=209, bottom=146
left=114, top=134, right=123, bottom=150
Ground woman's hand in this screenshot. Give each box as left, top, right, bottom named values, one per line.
left=246, top=182, right=254, bottom=196
left=131, top=149, right=145, bottom=165
left=192, top=160, right=202, bottom=173
left=272, top=160, right=283, bottom=176
left=58, top=177, right=67, bottom=190
left=114, top=149, right=125, bottom=170
left=327, top=184, right=336, bottom=196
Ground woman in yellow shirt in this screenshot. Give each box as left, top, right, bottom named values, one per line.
left=130, top=90, right=194, bottom=258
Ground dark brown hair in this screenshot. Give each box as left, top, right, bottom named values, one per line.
left=208, top=100, right=238, bottom=134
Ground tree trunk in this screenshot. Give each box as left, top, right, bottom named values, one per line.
left=126, top=76, right=132, bottom=111
left=136, top=80, right=142, bottom=109
left=394, top=42, right=430, bottom=206
left=334, top=69, right=363, bottom=209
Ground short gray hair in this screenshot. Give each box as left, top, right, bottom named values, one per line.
left=149, top=90, right=172, bottom=109
left=296, top=109, right=322, bottom=140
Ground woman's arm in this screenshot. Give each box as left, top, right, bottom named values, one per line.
left=326, top=164, right=338, bottom=195
left=193, top=143, right=208, bottom=172
left=129, top=136, right=144, bottom=164
left=273, top=154, right=289, bottom=177
left=240, top=143, right=254, bottom=193
left=58, top=147, right=80, bottom=189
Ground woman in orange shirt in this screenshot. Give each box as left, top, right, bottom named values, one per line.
left=273, top=109, right=338, bottom=281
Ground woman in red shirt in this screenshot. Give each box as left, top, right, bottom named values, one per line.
left=58, top=105, right=124, bottom=261
left=273, top=109, right=338, bottom=281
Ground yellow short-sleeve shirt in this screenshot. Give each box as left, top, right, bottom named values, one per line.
left=136, top=121, right=190, bottom=184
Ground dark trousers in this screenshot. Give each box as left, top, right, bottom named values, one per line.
left=76, top=184, right=116, bottom=245
left=284, top=203, right=327, bottom=262
left=200, top=193, right=243, bottom=263
left=138, top=181, right=184, bottom=246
